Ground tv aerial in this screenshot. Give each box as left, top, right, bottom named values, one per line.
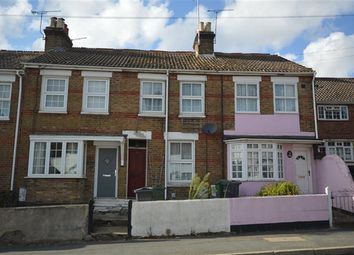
left=207, top=9, right=233, bottom=44
left=31, top=10, right=61, bottom=39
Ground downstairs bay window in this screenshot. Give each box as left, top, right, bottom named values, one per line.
left=28, top=139, right=84, bottom=178
left=230, top=143, right=284, bottom=180
left=168, top=141, right=195, bottom=185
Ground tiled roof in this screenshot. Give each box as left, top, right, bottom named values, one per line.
left=26, top=48, right=313, bottom=73
left=0, top=50, right=42, bottom=70
left=315, top=78, right=354, bottom=104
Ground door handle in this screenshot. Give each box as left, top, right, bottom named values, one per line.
left=102, top=174, right=111, bottom=177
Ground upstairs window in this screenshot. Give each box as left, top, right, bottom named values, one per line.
left=317, top=105, right=348, bottom=120
left=180, top=82, right=205, bottom=117
left=234, top=76, right=260, bottom=113
left=140, top=81, right=165, bottom=115
left=40, top=77, right=68, bottom=113
left=82, top=78, right=109, bottom=114
left=0, top=83, right=11, bottom=120
left=272, top=77, right=298, bottom=113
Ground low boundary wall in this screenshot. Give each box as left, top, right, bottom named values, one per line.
left=131, top=194, right=330, bottom=237
left=0, top=204, right=88, bottom=243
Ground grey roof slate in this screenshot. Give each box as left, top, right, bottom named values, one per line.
left=0, top=50, right=42, bottom=70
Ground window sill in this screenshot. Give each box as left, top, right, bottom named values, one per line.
left=274, top=112, right=298, bottom=114
left=178, top=114, right=206, bottom=119
left=318, top=119, right=349, bottom=121
left=235, top=112, right=260, bottom=114
left=167, top=182, right=191, bottom=187
left=0, top=117, right=10, bottom=121
left=38, top=110, right=67, bottom=114
left=138, top=113, right=165, bottom=118
left=25, top=176, right=85, bottom=179
left=81, top=111, right=109, bottom=115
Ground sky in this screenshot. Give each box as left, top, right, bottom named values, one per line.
left=0, top=0, right=354, bottom=77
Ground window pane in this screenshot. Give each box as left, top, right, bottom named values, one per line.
left=47, top=79, right=65, bottom=92
left=169, top=163, right=180, bottom=180
left=275, top=84, right=284, bottom=96
left=87, top=96, right=105, bottom=109
left=170, top=143, right=180, bottom=160
left=285, top=99, right=296, bottom=112
left=152, top=99, right=162, bottom=111
left=237, top=84, right=247, bottom=96
left=180, top=163, right=193, bottom=180
left=153, top=83, right=162, bottom=95
left=87, top=81, right=106, bottom=93
left=182, top=84, right=191, bottom=96
left=49, top=142, right=62, bottom=174
left=341, top=107, right=348, bottom=119
left=33, top=142, right=46, bottom=174
left=142, top=98, right=152, bottom=111
left=237, top=98, right=247, bottom=111
left=191, top=84, right=202, bottom=96
left=182, top=99, right=192, bottom=112
left=142, top=82, right=152, bottom=95
left=191, top=99, right=202, bottom=112
left=181, top=143, right=192, bottom=159
left=285, top=85, right=295, bottom=97
left=0, top=101, right=10, bottom=117
left=275, top=98, right=285, bottom=111
left=0, top=85, right=10, bottom=99
left=248, top=99, right=257, bottom=111
left=247, top=85, right=257, bottom=96
left=65, top=143, right=78, bottom=174
left=45, top=95, right=64, bottom=107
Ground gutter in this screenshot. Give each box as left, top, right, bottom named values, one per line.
left=10, top=70, right=24, bottom=191
left=312, top=72, right=319, bottom=139
left=164, top=70, right=170, bottom=200
left=23, top=62, right=315, bottom=77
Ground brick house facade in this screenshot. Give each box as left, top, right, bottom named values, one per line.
left=315, top=78, right=354, bottom=175
left=1, top=18, right=322, bottom=204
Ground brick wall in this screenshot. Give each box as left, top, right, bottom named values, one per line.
left=0, top=76, right=19, bottom=192
left=318, top=104, right=354, bottom=139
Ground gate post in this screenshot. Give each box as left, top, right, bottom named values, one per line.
left=325, top=187, right=333, bottom=228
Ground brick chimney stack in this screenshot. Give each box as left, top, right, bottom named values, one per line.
left=44, top=17, right=73, bottom=52
left=193, top=22, right=215, bottom=56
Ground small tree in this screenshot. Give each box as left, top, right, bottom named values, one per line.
left=189, top=173, right=211, bottom=199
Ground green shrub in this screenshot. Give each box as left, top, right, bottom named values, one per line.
left=189, top=173, right=211, bottom=199
left=257, top=181, right=300, bottom=196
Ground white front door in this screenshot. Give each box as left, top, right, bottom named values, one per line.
left=294, top=148, right=312, bottom=194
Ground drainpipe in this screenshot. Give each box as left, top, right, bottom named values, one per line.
left=311, top=72, right=318, bottom=139
left=10, top=70, right=24, bottom=191
left=164, top=70, right=170, bottom=200
left=220, top=75, right=225, bottom=179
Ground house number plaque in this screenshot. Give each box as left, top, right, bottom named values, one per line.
left=287, top=151, right=293, bottom=158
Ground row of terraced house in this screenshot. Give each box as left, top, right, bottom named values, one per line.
left=0, top=17, right=353, bottom=205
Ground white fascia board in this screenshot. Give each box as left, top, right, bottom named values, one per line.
left=0, top=74, right=16, bottom=82
left=271, top=76, right=299, bottom=83
left=40, top=69, right=72, bottom=76
left=29, top=134, right=125, bottom=142
left=123, top=130, right=152, bottom=140
left=165, top=132, right=199, bottom=141
left=81, top=71, right=112, bottom=78
left=233, top=76, right=261, bottom=83
left=177, top=75, right=207, bottom=81
left=138, top=73, right=167, bottom=80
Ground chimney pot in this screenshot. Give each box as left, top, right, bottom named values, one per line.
left=204, top=22, right=211, bottom=32
left=193, top=21, right=215, bottom=56
left=57, top=18, right=65, bottom=28
left=198, top=22, right=204, bottom=32
left=50, top=17, right=57, bottom=27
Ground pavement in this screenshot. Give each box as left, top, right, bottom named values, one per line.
left=1, top=229, right=354, bottom=255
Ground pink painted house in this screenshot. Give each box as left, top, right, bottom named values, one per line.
left=223, top=75, right=324, bottom=196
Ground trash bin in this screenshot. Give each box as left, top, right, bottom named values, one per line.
left=215, top=180, right=241, bottom=198
left=152, top=186, right=165, bottom=200
left=135, top=187, right=153, bottom=201
left=225, top=180, right=241, bottom=198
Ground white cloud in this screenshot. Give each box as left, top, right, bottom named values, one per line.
left=276, top=53, right=298, bottom=61
left=31, top=37, right=44, bottom=51
left=0, top=0, right=32, bottom=50
left=302, top=32, right=354, bottom=77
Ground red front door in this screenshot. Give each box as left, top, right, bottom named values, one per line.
left=128, top=148, right=146, bottom=197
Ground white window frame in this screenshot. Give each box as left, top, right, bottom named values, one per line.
left=139, top=80, right=165, bottom=117
left=0, top=83, right=12, bottom=120
left=167, top=140, right=195, bottom=186
left=233, top=76, right=261, bottom=113
left=229, top=142, right=284, bottom=181
left=82, top=77, right=110, bottom=114
left=325, top=141, right=354, bottom=162
left=179, top=81, right=205, bottom=118
left=317, top=105, right=349, bottom=120
left=28, top=138, right=84, bottom=178
left=272, top=77, right=299, bottom=113
left=40, top=76, right=69, bottom=113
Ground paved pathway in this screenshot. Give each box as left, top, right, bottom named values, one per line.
left=1, top=229, right=354, bottom=255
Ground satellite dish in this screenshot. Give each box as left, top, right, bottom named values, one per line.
left=202, top=123, right=217, bottom=134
